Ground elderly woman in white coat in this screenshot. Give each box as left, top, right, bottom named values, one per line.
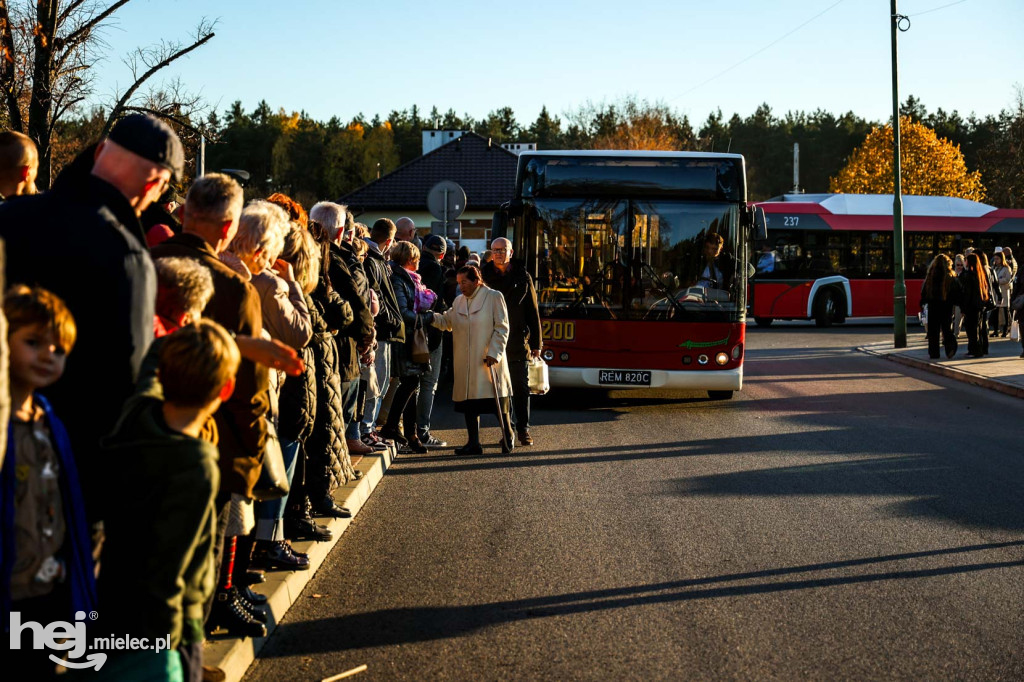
left=429, top=264, right=515, bottom=454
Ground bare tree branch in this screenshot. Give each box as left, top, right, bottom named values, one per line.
left=60, top=0, right=131, bottom=52
left=121, top=105, right=205, bottom=136
left=102, top=26, right=214, bottom=134
left=0, top=0, right=24, bottom=131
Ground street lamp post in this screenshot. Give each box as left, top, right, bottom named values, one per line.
left=891, top=0, right=908, bottom=348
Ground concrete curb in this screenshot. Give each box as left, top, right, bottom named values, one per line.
left=204, top=444, right=395, bottom=682
left=858, top=344, right=1024, bottom=399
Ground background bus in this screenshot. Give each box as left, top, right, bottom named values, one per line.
left=493, top=151, right=764, bottom=399
left=750, top=193, right=1024, bottom=327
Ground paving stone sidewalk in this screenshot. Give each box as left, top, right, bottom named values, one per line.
left=859, top=332, right=1024, bottom=398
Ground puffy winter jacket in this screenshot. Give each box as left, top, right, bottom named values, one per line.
left=304, top=282, right=356, bottom=498
left=278, top=294, right=318, bottom=446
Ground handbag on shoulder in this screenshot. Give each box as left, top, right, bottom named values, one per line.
left=410, top=315, right=431, bottom=365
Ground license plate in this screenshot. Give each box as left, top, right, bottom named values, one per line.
left=598, top=370, right=652, bottom=386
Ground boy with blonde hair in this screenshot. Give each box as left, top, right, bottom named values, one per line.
left=99, top=320, right=241, bottom=680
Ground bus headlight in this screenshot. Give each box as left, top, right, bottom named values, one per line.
left=542, top=350, right=554, bottom=361
left=697, top=354, right=709, bottom=365
left=732, top=344, right=743, bottom=360
left=715, top=352, right=729, bottom=366
left=560, top=352, right=570, bottom=362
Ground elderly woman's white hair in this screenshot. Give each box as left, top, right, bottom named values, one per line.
left=230, top=200, right=288, bottom=272
left=309, top=201, right=348, bottom=241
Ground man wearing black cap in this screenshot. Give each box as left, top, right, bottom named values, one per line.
left=0, top=113, right=183, bottom=517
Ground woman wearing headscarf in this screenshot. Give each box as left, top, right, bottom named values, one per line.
left=428, top=265, right=514, bottom=454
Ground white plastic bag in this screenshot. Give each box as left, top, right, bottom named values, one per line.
left=1011, top=320, right=1020, bottom=341
left=528, top=356, right=550, bottom=395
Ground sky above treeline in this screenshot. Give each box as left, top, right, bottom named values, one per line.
left=87, top=0, right=1023, bottom=126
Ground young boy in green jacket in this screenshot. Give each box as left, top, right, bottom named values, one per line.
left=98, top=320, right=240, bottom=681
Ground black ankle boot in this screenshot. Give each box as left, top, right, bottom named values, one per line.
left=208, top=589, right=266, bottom=638
left=233, top=587, right=268, bottom=623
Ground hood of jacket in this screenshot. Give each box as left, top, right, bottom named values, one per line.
left=104, top=392, right=219, bottom=474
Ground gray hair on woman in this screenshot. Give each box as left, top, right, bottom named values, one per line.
left=230, top=200, right=288, bottom=272
left=309, top=201, right=348, bottom=241
left=280, top=224, right=321, bottom=294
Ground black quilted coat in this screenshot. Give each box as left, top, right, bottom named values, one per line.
left=278, top=293, right=318, bottom=446
left=304, top=282, right=356, bottom=499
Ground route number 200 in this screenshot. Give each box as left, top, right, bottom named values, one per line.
left=542, top=320, right=576, bottom=341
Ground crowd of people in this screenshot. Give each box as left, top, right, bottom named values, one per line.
left=0, top=117, right=541, bottom=680
left=920, top=245, right=1021, bottom=359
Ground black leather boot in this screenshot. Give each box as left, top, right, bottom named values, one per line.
left=208, top=589, right=266, bottom=638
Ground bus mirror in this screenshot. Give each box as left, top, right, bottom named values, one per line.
left=753, top=206, right=768, bottom=241
left=492, top=207, right=509, bottom=239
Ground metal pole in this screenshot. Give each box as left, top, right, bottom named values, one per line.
left=199, top=134, right=206, bottom=177
left=891, top=0, right=907, bottom=348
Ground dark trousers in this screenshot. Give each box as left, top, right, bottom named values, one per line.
left=204, top=498, right=231, bottom=623
left=508, top=359, right=530, bottom=432
left=385, top=375, right=419, bottom=437
left=964, top=308, right=984, bottom=356
left=926, top=302, right=957, bottom=358
left=178, top=641, right=203, bottom=682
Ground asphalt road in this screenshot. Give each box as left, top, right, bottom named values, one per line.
left=245, top=322, right=1024, bottom=681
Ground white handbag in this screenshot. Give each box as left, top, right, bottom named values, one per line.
left=527, top=356, right=550, bottom=395
left=1011, top=320, right=1020, bottom=341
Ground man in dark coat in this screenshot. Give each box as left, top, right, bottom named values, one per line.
left=150, top=173, right=269, bottom=501
left=483, top=237, right=542, bottom=445
left=416, top=234, right=449, bottom=447
left=0, top=114, right=181, bottom=515
left=359, top=218, right=404, bottom=440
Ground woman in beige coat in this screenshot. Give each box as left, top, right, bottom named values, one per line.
left=430, top=265, right=514, bottom=454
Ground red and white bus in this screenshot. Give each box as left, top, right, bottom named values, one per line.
left=494, top=151, right=765, bottom=399
left=749, top=193, right=1024, bottom=327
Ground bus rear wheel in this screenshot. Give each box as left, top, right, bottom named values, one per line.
left=754, top=317, right=773, bottom=327
left=814, top=289, right=839, bottom=328
left=707, top=390, right=734, bottom=400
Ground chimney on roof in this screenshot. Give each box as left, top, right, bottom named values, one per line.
left=487, top=137, right=492, bottom=149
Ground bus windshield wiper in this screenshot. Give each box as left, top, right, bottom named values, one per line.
left=641, top=262, right=687, bottom=317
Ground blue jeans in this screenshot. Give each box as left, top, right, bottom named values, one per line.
left=360, top=343, right=391, bottom=434
left=342, top=379, right=360, bottom=440
left=416, top=344, right=443, bottom=435
left=254, top=439, right=300, bottom=541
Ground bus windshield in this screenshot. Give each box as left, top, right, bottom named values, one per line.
left=527, top=198, right=744, bottom=321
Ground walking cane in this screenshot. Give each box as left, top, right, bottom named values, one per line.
left=488, top=362, right=511, bottom=451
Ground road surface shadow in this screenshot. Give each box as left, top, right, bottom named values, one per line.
left=259, top=541, right=1024, bottom=656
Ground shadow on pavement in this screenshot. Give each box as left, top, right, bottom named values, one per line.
left=260, top=540, right=1024, bottom=656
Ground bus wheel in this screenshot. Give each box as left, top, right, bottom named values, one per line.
left=707, top=390, right=734, bottom=400
left=814, top=289, right=838, bottom=328
left=754, top=317, right=773, bottom=327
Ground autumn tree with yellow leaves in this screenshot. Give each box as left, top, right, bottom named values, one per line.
left=830, top=116, right=986, bottom=200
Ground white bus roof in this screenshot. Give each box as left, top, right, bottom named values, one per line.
left=765, top=193, right=997, bottom=218
left=521, top=150, right=745, bottom=161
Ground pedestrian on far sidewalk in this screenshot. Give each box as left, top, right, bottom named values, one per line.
left=920, top=254, right=962, bottom=359
left=483, top=237, right=542, bottom=446
left=961, top=253, right=991, bottom=358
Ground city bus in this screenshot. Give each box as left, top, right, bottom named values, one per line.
left=492, top=151, right=765, bottom=400
left=749, top=194, right=1024, bottom=327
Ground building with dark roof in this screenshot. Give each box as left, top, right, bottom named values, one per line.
left=339, top=131, right=519, bottom=250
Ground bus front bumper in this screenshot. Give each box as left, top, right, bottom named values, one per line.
left=548, top=366, right=743, bottom=391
